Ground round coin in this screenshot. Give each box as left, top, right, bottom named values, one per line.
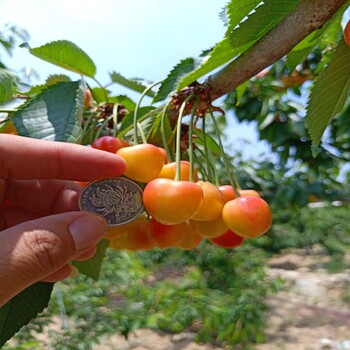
left=79, top=177, right=144, bottom=226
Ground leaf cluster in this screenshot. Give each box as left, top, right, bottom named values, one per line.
left=221, top=51, right=350, bottom=204
left=4, top=245, right=277, bottom=349
left=252, top=205, right=350, bottom=271
left=153, top=0, right=350, bottom=151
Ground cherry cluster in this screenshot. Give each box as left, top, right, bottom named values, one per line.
left=88, top=136, right=272, bottom=251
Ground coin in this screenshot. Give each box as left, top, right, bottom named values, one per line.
left=79, top=177, right=144, bottom=226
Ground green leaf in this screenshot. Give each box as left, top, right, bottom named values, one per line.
left=45, top=74, right=72, bottom=85
left=306, top=40, right=350, bottom=148
left=235, top=80, right=250, bottom=106
left=112, top=95, right=136, bottom=112
left=286, top=31, right=322, bottom=71
left=20, top=85, right=46, bottom=98
left=0, top=282, right=54, bottom=348
left=152, top=58, right=198, bottom=103
left=258, top=112, right=276, bottom=131
left=178, top=0, right=300, bottom=90
left=143, top=112, right=160, bottom=142
left=28, top=40, right=96, bottom=78
left=0, top=69, right=14, bottom=103
left=117, top=106, right=157, bottom=138
left=11, top=80, right=85, bottom=142
left=226, top=0, right=262, bottom=32
left=286, top=7, right=344, bottom=71
left=110, top=72, right=155, bottom=97
left=230, top=0, right=300, bottom=48
left=90, top=91, right=136, bottom=110
left=72, top=239, right=109, bottom=280
left=146, top=109, right=172, bottom=145
left=23, top=75, right=73, bottom=99
left=176, top=0, right=262, bottom=90
left=193, top=129, right=221, bottom=156
left=120, top=109, right=161, bottom=145
left=90, top=87, right=110, bottom=104
left=178, top=37, right=238, bottom=90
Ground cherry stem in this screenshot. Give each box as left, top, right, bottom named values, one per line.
left=86, top=82, right=98, bottom=105
left=81, top=109, right=97, bottom=143
left=81, top=121, right=90, bottom=143
left=175, top=94, right=195, bottom=182
left=95, top=115, right=114, bottom=139
left=160, top=102, right=174, bottom=163
left=133, top=80, right=162, bottom=145
left=193, top=148, right=209, bottom=179
left=112, top=103, right=119, bottom=136
left=137, top=122, right=148, bottom=144
left=208, top=109, right=240, bottom=197
left=208, top=150, right=220, bottom=186
left=88, top=117, right=99, bottom=144
left=117, top=106, right=163, bottom=139
left=201, top=116, right=214, bottom=183
left=0, top=109, right=16, bottom=113
left=188, top=99, right=199, bottom=183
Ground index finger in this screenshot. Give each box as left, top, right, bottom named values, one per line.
left=0, top=134, right=126, bottom=180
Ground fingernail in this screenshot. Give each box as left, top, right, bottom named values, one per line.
left=69, top=214, right=107, bottom=250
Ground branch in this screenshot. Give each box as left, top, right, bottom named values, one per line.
left=205, top=0, right=348, bottom=101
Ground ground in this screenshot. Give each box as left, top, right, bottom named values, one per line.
left=92, top=247, right=350, bottom=350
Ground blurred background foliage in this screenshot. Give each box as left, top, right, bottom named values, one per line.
left=4, top=203, right=350, bottom=349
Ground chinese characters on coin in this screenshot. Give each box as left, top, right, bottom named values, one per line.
left=79, top=177, right=144, bottom=226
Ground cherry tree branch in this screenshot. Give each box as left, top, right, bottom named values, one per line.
left=205, top=0, right=348, bottom=101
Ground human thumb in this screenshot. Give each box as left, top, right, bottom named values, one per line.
left=0, top=211, right=107, bottom=306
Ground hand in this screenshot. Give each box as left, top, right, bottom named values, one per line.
left=0, top=134, right=126, bottom=307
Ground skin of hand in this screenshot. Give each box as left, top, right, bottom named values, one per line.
left=0, top=134, right=126, bottom=307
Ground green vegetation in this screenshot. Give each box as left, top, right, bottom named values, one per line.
left=3, top=245, right=276, bottom=349
left=255, top=205, right=350, bottom=272
left=4, top=204, right=350, bottom=349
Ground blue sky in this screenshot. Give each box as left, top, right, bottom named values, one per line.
left=0, top=0, right=272, bottom=158
left=1, top=0, right=228, bottom=84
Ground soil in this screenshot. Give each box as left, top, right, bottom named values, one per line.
left=93, top=247, right=350, bottom=350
